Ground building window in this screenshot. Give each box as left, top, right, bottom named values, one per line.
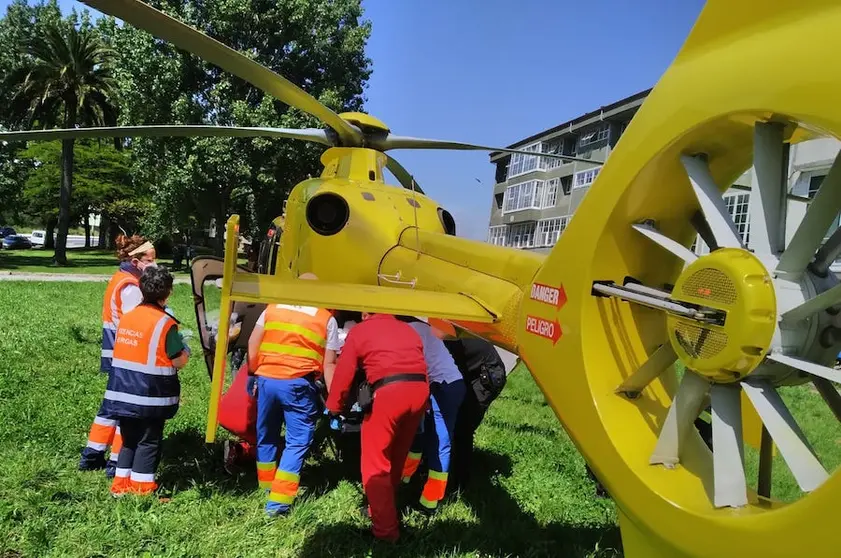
left=543, top=178, right=559, bottom=208
left=724, top=192, right=751, bottom=246
left=503, top=180, right=544, bottom=213
left=579, top=125, right=609, bottom=148
left=537, top=216, right=569, bottom=247
left=695, top=192, right=751, bottom=254
left=487, top=225, right=507, bottom=246
left=507, top=143, right=542, bottom=179
left=808, top=174, right=826, bottom=199
left=508, top=222, right=536, bottom=249
left=573, top=166, right=602, bottom=189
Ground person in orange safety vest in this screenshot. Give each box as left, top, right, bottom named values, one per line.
left=104, top=266, right=191, bottom=496
left=246, top=272, right=340, bottom=516
left=79, top=235, right=158, bottom=478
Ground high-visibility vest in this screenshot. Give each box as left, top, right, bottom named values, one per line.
left=102, top=304, right=181, bottom=420
left=100, top=269, right=140, bottom=373
left=255, top=305, right=332, bottom=380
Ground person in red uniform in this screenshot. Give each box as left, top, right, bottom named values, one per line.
left=325, top=312, right=429, bottom=543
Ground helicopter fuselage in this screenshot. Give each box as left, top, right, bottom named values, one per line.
left=273, top=146, right=546, bottom=352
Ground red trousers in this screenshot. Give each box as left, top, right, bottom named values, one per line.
left=361, top=381, right=429, bottom=541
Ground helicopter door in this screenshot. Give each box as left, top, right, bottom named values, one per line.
left=190, top=256, right=265, bottom=379
left=257, top=219, right=282, bottom=275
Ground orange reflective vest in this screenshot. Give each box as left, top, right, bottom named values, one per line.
left=256, top=305, right=332, bottom=380
left=102, top=304, right=181, bottom=420
left=101, top=269, right=140, bottom=373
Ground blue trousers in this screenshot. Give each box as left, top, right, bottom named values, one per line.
left=255, top=375, right=320, bottom=515
left=406, top=379, right=466, bottom=509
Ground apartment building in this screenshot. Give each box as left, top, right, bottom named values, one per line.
left=486, top=89, right=841, bottom=267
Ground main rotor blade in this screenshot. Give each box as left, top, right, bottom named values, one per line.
left=374, top=135, right=602, bottom=164
left=777, top=149, right=841, bottom=276
left=749, top=122, right=787, bottom=258
left=80, top=0, right=362, bottom=146
left=710, top=384, right=748, bottom=508
left=650, top=370, right=709, bottom=467
left=742, top=381, right=829, bottom=492
left=0, top=125, right=332, bottom=145
left=681, top=155, right=745, bottom=249
left=384, top=154, right=424, bottom=195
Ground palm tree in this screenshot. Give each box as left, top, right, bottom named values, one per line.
left=6, top=21, right=117, bottom=265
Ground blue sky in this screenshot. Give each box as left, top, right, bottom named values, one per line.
left=7, top=0, right=705, bottom=240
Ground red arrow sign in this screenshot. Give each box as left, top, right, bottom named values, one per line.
left=525, top=315, right=562, bottom=344
left=530, top=282, right=567, bottom=310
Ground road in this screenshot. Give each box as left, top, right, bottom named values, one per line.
left=23, top=234, right=98, bottom=249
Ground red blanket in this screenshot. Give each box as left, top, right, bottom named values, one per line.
left=217, top=363, right=257, bottom=445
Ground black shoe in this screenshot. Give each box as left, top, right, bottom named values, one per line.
left=78, top=455, right=107, bottom=472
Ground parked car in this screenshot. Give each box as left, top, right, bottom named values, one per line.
left=0, top=226, right=17, bottom=239
left=2, top=234, right=32, bottom=250
left=29, top=230, right=46, bottom=247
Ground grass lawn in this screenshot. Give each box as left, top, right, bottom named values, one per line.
left=0, top=248, right=247, bottom=276
left=2, top=282, right=839, bottom=557
left=0, top=281, right=621, bottom=558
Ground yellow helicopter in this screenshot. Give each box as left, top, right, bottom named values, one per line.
left=5, top=0, right=841, bottom=556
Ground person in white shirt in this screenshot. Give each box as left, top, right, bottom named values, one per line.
left=398, top=316, right=466, bottom=514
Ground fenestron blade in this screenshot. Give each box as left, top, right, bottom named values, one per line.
left=742, top=381, right=829, bottom=492
left=681, top=155, right=745, bottom=249
left=616, top=344, right=677, bottom=396
left=650, top=370, right=710, bottom=466
left=0, top=125, right=332, bottom=145
left=776, top=149, right=841, bottom=276
left=780, top=283, right=841, bottom=323
left=79, top=0, right=362, bottom=146
left=767, top=352, right=841, bottom=384
left=373, top=135, right=602, bottom=164
left=385, top=154, right=424, bottom=194
left=749, top=122, right=787, bottom=258
left=631, top=223, right=699, bottom=263
left=711, top=384, right=748, bottom=508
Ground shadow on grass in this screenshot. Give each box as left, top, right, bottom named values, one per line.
left=0, top=248, right=115, bottom=271
left=298, top=449, right=623, bottom=558
left=156, top=429, right=256, bottom=497
left=155, top=425, right=359, bottom=500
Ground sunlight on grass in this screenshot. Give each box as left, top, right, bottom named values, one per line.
left=0, top=282, right=620, bottom=558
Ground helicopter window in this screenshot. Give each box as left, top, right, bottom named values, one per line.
left=407, top=198, right=421, bottom=209
left=258, top=224, right=281, bottom=275
left=306, top=192, right=349, bottom=236
left=438, top=208, right=456, bottom=235
left=361, top=192, right=375, bottom=201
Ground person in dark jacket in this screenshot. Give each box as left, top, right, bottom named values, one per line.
left=443, top=336, right=507, bottom=493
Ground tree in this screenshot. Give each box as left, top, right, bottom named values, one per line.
left=19, top=139, right=136, bottom=248
left=98, top=0, right=372, bottom=254
left=5, top=18, right=118, bottom=264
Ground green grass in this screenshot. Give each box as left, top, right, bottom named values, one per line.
left=0, top=282, right=621, bottom=558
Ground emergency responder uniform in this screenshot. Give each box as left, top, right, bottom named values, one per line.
left=400, top=318, right=466, bottom=513
left=103, top=270, right=188, bottom=496
left=444, top=337, right=507, bottom=492
left=326, top=313, right=429, bottom=543
left=79, top=245, right=155, bottom=476
left=250, top=303, right=340, bottom=516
